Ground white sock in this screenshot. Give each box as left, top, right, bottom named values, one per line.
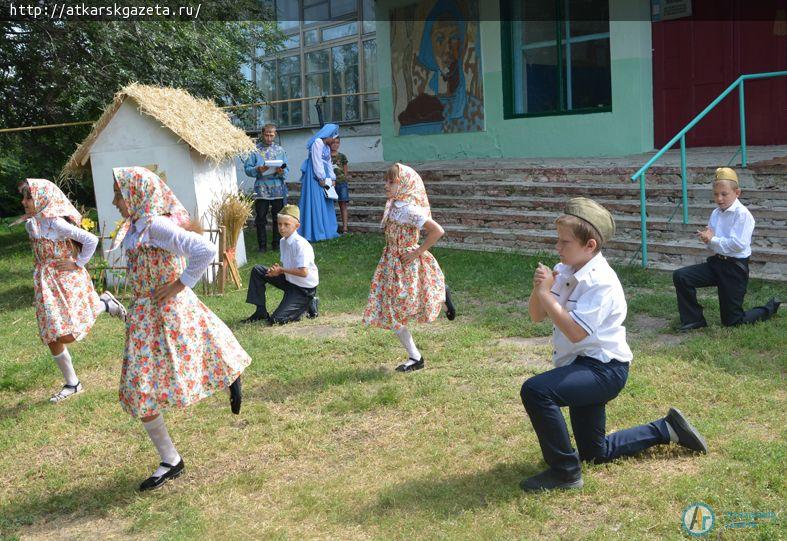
left=53, top=349, right=79, bottom=386
left=665, top=420, right=679, bottom=443
left=96, top=298, right=107, bottom=314
left=395, top=327, right=421, bottom=360
left=142, top=415, right=181, bottom=477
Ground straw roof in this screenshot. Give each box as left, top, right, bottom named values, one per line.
left=62, top=83, right=256, bottom=175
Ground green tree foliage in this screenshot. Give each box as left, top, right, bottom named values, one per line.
left=0, top=2, right=282, bottom=215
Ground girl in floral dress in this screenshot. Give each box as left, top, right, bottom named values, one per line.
left=363, top=163, right=456, bottom=372
left=110, top=166, right=250, bottom=491
left=19, top=178, right=126, bottom=403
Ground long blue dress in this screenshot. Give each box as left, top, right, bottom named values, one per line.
left=298, top=124, right=339, bottom=242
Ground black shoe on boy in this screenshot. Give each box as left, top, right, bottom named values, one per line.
left=665, top=407, right=708, bottom=454
left=520, top=468, right=584, bottom=492
left=242, top=309, right=269, bottom=324
left=306, top=297, right=319, bottom=319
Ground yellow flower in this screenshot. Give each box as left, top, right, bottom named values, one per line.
left=80, top=217, right=96, bottom=232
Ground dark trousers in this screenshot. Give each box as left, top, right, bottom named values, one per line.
left=246, top=265, right=316, bottom=323
left=520, top=356, right=670, bottom=481
left=673, top=255, right=775, bottom=326
left=254, top=198, right=284, bottom=250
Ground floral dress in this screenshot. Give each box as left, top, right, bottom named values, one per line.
left=119, top=242, right=251, bottom=418
left=30, top=225, right=101, bottom=345
left=363, top=203, right=446, bottom=331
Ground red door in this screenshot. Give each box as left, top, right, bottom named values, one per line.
left=652, top=0, right=787, bottom=147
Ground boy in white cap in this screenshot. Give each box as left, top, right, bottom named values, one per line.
left=243, top=204, right=319, bottom=324
left=673, top=167, right=779, bottom=331
left=519, top=197, right=708, bottom=492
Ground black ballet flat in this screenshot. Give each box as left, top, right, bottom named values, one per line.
left=444, top=286, right=456, bottom=321
left=395, top=357, right=425, bottom=372
left=229, top=376, right=242, bottom=415
left=139, top=459, right=185, bottom=492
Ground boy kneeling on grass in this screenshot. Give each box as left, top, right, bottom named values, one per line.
left=519, top=197, right=708, bottom=492
left=243, top=205, right=319, bottom=325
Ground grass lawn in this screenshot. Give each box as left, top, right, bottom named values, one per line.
left=0, top=226, right=784, bottom=540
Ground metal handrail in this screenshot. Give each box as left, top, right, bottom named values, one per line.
left=630, top=70, right=787, bottom=267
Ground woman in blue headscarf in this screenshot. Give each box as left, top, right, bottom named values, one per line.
left=298, top=123, right=340, bottom=242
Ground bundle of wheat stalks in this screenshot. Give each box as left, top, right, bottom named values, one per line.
left=208, top=192, right=253, bottom=288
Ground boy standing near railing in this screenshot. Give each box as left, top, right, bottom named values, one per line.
left=672, top=167, right=780, bottom=331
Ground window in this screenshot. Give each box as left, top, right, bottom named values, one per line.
left=277, top=55, right=302, bottom=126
left=303, top=0, right=357, bottom=23
left=502, top=0, right=611, bottom=118
left=362, top=0, right=375, bottom=33
left=331, top=43, right=360, bottom=122
left=245, top=0, right=378, bottom=130
left=255, top=60, right=277, bottom=126
left=305, top=50, right=330, bottom=124
left=362, top=39, right=379, bottom=119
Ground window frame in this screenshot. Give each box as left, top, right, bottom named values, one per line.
left=500, top=0, right=613, bottom=120
left=247, top=0, right=379, bottom=131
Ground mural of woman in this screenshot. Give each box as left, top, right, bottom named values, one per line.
left=396, top=0, right=484, bottom=135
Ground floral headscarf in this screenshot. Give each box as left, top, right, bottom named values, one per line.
left=24, top=178, right=81, bottom=226
left=110, top=166, right=191, bottom=251
left=381, top=163, right=431, bottom=226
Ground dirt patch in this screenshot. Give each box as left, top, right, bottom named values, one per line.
left=629, top=314, right=670, bottom=333
left=21, top=515, right=137, bottom=541
left=495, top=336, right=550, bottom=348
left=266, top=313, right=363, bottom=340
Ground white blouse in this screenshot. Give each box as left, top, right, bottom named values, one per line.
left=387, top=201, right=429, bottom=229
left=123, top=216, right=217, bottom=288
left=310, top=138, right=335, bottom=182
left=26, top=217, right=98, bottom=268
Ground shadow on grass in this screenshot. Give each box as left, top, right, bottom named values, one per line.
left=358, top=462, right=539, bottom=520
left=260, top=366, right=393, bottom=403
left=0, top=473, right=140, bottom=538
left=0, top=284, right=34, bottom=312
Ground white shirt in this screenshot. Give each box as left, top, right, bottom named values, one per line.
left=707, top=198, right=754, bottom=258
left=122, top=216, right=217, bottom=288
left=280, top=231, right=319, bottom=288
left=550, top=252, right=633, bottom=367
left=26, top=217, right=98, bottom=268
left=388, top=201, right=429, bottom=228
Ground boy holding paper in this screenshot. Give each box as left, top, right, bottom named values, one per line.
left=244, top=124, right=289, bottom=252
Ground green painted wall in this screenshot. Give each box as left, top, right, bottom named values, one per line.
left=377, top=0, right=654, bottom=161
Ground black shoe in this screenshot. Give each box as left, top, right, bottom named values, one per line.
left=678, top=320, right=707, bottom=332
left=765, top=297, right=781, bottom=318
left=242, top=311, right=269, bottom=323
left=395, top=357, right=424, bottom=372
left=444, top=286, right=456, bottom=321
left=139, top=459, right=185, bottom=491
left=306, top=297, right=319, bottom=319
left=665, top=407, right=708, bottom=454
left=519, top=468, right=583, bottom=492
left=229, top=376, right=242, bottom=415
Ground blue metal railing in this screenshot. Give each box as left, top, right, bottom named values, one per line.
left=630, top=70, right=787, bottom=267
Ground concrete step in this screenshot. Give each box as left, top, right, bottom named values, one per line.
left=320, top=180, right=787, bottom=205
left=338, top=206, right=786, bottom=247
left=345, top=221, right=787, bottom=281
left=288, top=190, right=787, bottom=225
left=346, top=165, right=787, bottom=188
